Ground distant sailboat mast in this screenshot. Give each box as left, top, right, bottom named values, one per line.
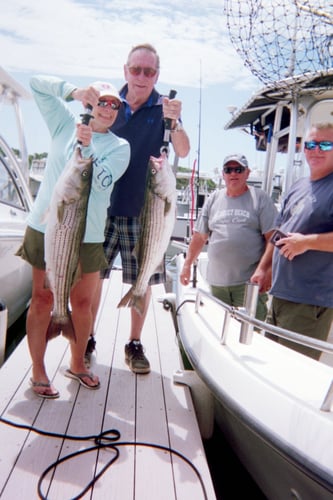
left=196, top=61, right=202, bottom=219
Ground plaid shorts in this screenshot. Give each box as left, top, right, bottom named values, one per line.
left=101, top=216, right=166, bottom=285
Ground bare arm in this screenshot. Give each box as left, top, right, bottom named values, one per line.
left=162, top=97, right=190, bottom=158
left=250, top=230, right=275, bottom=292
left=180, top=231, right=209, bottom=285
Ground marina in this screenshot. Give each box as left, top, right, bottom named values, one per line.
left=2, top=2, right=333, bottom=497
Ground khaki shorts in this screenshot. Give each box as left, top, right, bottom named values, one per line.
left=266, top=296, right=333, bottom=360
left=210, top=283, right=268, bottom=321
left=16, top=226, right=108, bottom=274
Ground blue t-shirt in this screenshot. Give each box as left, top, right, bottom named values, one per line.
left=108, top=86, right=165, bottom=217
left=271, top=173, right=333, bottom=307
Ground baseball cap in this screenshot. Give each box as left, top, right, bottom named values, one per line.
left=223, top=154, right=249, bottom=168
left=92, top=81, right=121, bottom=103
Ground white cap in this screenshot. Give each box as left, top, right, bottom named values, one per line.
left=92, top=81, right=121, bottom=103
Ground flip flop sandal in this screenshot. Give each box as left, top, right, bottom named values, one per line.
left=65, top=369, right=100, bottom=390
left=30, top=379, right=60, bottom=399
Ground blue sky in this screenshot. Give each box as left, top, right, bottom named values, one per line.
left=1, top=0, right=280, bottom=178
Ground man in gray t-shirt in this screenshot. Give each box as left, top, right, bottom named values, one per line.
left=180, top=153, right=277, bottom=320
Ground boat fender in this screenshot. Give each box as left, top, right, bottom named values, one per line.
left=0, top=300, right=8, bottom=367
left=173, top=369, right=214, bottom=440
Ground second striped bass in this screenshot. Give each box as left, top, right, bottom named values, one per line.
left=117, top=153, right=177, bottom=315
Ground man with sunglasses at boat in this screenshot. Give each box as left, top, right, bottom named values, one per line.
left=180, top=153, right=277, bottom=320
left=253, top=122, right=333, bottom=360
left=89, top=43, right=190, bottom=374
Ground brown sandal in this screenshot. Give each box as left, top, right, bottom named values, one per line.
left=65, top=369, right=100, bottom=390
left=30, top=378, right=60, bottom=399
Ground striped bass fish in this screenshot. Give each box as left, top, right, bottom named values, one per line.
left=45, top=147, right=93, bottom=341
left=118, top=152, right=177, bottom=315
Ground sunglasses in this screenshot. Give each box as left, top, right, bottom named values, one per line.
left=223, top=166, right=246, bottom=174
left=304, top=140, right=333, bottom=152
left=127, top=66, right=158, bottom=78
left=97, top=99, right=120, bottom=110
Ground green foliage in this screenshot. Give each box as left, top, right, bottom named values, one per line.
left=28, top=152, right=47, bottom=167
left=176, top=166, right=216, bottom=191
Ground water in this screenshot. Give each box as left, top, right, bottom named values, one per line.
left=204, top=426, right=267, bottom=499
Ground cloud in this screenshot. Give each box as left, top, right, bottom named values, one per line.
left=0, top=0, right=257, bottom=90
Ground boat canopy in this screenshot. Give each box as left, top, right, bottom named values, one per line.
left=224, top=69, right=333, bottom=195
left=225, top=69, right=333, bottom=133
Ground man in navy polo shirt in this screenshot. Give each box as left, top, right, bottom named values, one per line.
left=89, top=43, right=190, bottom=373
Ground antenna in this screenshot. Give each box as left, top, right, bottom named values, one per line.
left=196, top=61, right=202, bottom=219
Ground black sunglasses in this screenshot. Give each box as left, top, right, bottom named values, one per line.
left=304, top=141, right=333, bottom=152
left=223, top=166, right=246, bottom=174
left=97, top=99, right=120, bottom=110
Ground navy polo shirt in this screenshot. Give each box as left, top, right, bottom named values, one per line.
left=108, top=86, right=165, bottom=217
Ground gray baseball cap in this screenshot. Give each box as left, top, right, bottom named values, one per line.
left=223, top=154, right=248, bottom=168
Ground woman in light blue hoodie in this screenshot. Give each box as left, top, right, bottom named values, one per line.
left=18, top=75, right=130, bottom=398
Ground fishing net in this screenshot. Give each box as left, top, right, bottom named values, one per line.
left=224, top=1, right=333, bottom=88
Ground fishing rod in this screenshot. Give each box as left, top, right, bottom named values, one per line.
left=161, top=89, right=177, bottom=156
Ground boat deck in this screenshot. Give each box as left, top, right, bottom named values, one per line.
left=0, top=268, right=216, bottom=500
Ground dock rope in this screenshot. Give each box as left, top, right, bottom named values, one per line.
left=0, top=417, right=209, bottom=500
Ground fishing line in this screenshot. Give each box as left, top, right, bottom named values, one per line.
left=0, top=416, right=208, bottom=500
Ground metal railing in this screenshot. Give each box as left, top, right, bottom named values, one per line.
left=192, top=285, right=333, bottom=412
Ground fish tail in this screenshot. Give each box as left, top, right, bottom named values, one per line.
left=46, top=318, right=62, bottom=341
left=46, top=315, right=77, bottom=343
left=131, top=295, right=145, bottom=316
left=61, top=316, right=77, bottom=343
left=117, top=287, right=134, bottom=309
left=117, top=287, right=145, bottom=316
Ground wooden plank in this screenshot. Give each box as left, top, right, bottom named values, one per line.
left=0, top=271, right=216, bottom=500
left=151, top=286, right=216, bottom=500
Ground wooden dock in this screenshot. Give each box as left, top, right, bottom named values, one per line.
left=0, top=268, right=216, bottom=499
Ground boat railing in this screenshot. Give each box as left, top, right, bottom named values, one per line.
left=0, top=134, right=33, bottom=211
left=193, top=285, right=333, bottom=412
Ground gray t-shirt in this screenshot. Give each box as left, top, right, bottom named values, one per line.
left=195, top=186, right=277, bottom=286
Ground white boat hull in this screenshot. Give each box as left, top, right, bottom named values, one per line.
left=173, top=253, right=333, bottom=499
left=0, top=231, right=31, bottom=328
left=0, top=68, right=33, bottom=330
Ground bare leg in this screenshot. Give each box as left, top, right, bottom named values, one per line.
left=124, top=287, right=151, bottom=374
left=69, top=271, right=100, bottom=386
left=27, top=267, right=57, bottom=395
left=129, top=286, right=151, bottom=341
left=91, top=277, right=103, bottom=328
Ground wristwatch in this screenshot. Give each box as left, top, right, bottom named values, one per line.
left=171, top=120, right=184, bottom=132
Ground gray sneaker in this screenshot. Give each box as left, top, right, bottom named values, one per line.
left=125, top=340, right=150, bottom=374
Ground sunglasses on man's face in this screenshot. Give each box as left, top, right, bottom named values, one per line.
left=304, top=140, right=333, bottom=152
left=97, top=99, right=120, bottom=110
left=223, top=166, right=246, bottom=174
left=127, top=66, right=158, bottom=78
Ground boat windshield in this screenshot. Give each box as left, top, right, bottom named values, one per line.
left=0, top=157, right=26, bottom=210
